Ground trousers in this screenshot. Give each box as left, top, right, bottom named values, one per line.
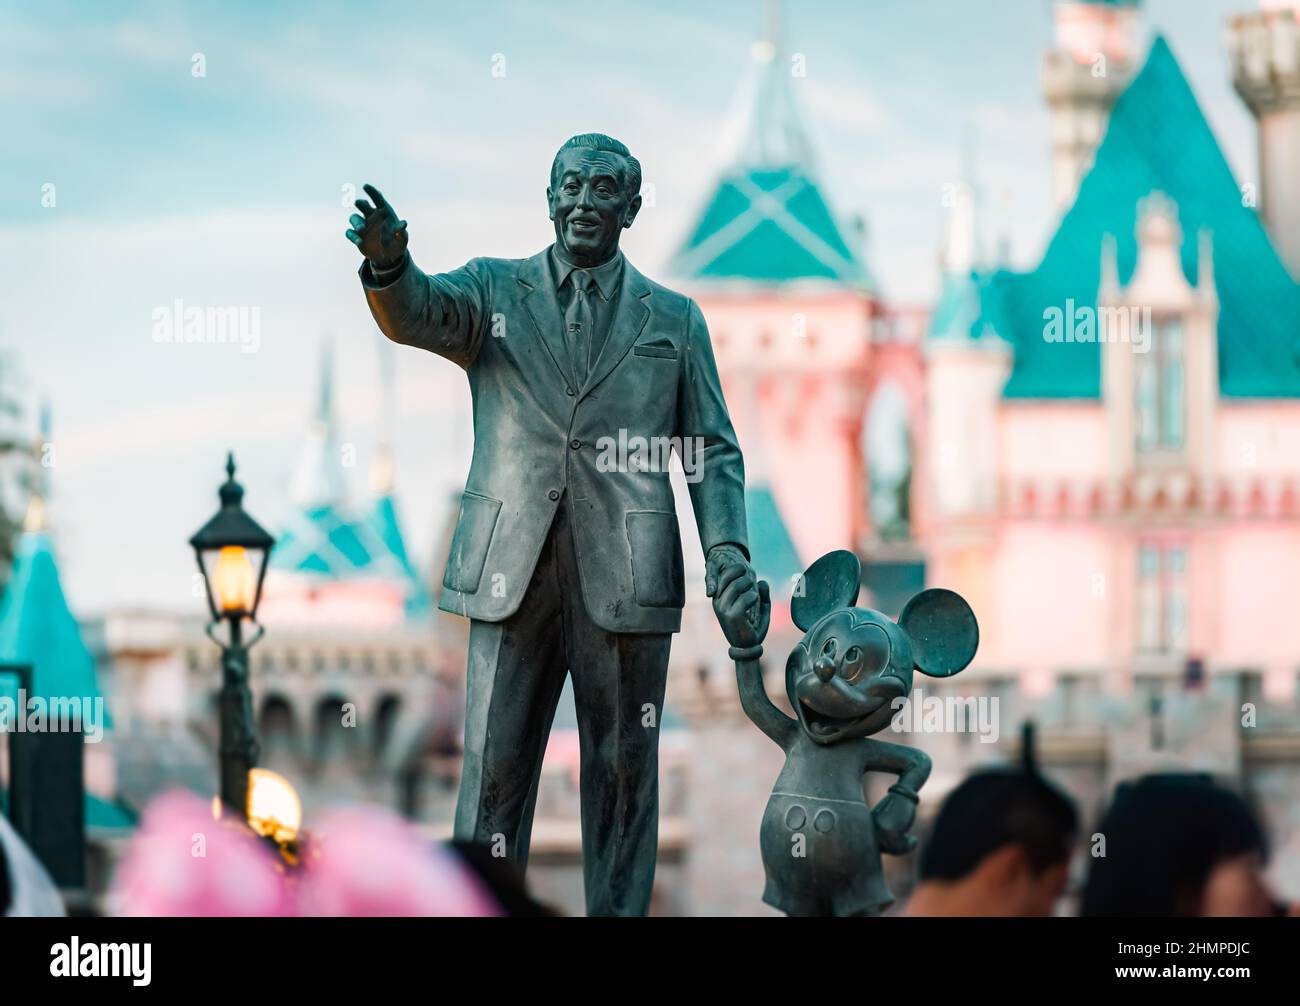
left=453, top=497, right=672, bottom=916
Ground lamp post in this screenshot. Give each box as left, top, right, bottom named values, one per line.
left=189, top=453, right=275, bottom=819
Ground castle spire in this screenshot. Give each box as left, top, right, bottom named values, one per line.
left=940, top=132, right=983, bottom=275
left=371, top=337, right=397, bottom=497
left=669, top=0, right=866, bottom=286
left=739, top=0, right=812, bottom=168
left=289, top=337, right=345, bottom=509
left=23, top=399, right=51, bottom=533
left=316, top=336, right=334, bottom=427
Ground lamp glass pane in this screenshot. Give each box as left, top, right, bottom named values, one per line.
left=203, top=546, right=256, bottom=614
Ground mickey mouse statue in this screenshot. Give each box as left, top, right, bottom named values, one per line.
left=713, top=549, right=979, bottom=916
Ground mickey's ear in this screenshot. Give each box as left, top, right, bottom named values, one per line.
left=898, top=588, right=978, bottom=677
left=791, top=550, right=861, bottom=632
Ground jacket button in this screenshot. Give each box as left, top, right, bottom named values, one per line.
left=570, top=439, right=582, bottom=450
left=548, top=489, right=560, bottom=501
left=565, top=387, right=576, bottom=397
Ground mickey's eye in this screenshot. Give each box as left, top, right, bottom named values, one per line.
left=841, top=645, right=864, bottom=683
left=821, top=638, right=837, bottom=658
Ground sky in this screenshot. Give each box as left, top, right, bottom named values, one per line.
left=0, top=0, right=1264, bottom=614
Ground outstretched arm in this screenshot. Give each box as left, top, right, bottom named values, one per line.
left=348, top=184, right=489, bottom=369
left=715, top=576, right=796, bottom=750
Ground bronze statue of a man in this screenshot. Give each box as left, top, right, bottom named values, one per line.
left=346, top=133, right=756, bottom=915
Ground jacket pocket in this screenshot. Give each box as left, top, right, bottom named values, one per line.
left=633, top=341, right=679, bottom=360
left=443, top=491, right=502, bottom=594
left=625, top=510, right=685, bottom=608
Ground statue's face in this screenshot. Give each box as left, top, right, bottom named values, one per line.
left=785, top=609, right=914, bottom=744
left=547, top=147, right=641, bottom=266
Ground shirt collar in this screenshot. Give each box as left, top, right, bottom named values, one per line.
left=549, top=245, right=624, bottom=301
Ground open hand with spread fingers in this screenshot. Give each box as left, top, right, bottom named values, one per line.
left=346, top=184, right=409, bottom=271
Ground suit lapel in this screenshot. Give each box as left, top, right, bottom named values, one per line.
left=517, top=249, right=576, bottom=390
left=581, top=260, right=651, bottom=399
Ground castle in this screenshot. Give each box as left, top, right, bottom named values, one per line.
left=16, top=0, right=1300, bottom=915
left=667, top=0, right=1300, bottom=909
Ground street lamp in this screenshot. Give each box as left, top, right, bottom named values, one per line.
left=189, top=452, right=275, bottom=820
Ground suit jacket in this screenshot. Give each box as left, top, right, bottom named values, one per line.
left=360, top=246, right=748, bottom=634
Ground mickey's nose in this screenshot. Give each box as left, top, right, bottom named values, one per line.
left=814, top=656, right=836, bottom=682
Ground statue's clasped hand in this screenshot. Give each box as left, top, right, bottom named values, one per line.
left=708, top=548, right=770, bottom=659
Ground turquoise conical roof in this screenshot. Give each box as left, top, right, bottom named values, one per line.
left=673, top=167, right=868, bottom=286
left=669, top=12, right=868, bottom=288
left=366, top=493, right=432, bottom=617
left=272, top=338, right=431, bottom=618
left=0, top=530, right=108, bottom=722
left=271, top=500, right=429, bottom=613
left=983, top=35, right=1300, bottom=398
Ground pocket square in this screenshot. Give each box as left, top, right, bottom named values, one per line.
left=633, top=338, right=678, bottom=360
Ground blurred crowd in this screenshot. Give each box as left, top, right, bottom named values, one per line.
left=1, top=769, right=1292, bottom=918
left=902, top=769, right=1289, bottom=918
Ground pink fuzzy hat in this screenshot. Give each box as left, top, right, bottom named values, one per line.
left=295, top=806, right=503, bottom=917
left=111, top=789, right=292, bottom=917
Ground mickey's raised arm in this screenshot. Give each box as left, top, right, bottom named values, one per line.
left=716, top=577, right=796, bottom=749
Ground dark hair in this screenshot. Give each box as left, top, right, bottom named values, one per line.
left=551, top=133, right=642, bottom=197
left=1081, top=773, right=1267, bottom=917
left=920, top=768, right=1079, bottom=881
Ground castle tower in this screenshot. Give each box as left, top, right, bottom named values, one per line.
left=922, top=157, right=1011, bottom=612
left=669, top=0, right=875, bottom=567
left=1042, top=0, right=1141, bottom=211
left=0, top=402, right=117, bottom=807
left=263, top=337, right=427, bottom=627
left=1228, top=0, right=1300, bottom=279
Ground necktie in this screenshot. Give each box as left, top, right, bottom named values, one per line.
left=565, top=271, right=594, bottom=384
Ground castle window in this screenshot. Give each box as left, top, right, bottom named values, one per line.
left=1239, top=670, right=1264, bottom=708
left=1137, top=542, right=1188, bottom=653
left=1135, top=317, right=1184, bottom=453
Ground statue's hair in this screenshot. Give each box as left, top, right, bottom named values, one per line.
left=552, top=133, right=642, bottom=196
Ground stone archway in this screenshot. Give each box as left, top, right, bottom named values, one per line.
left=258, top=693, right=300, bottom=772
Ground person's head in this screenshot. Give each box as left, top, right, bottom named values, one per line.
left=1081, top=773, right=1273, bottom=917
left=547, top=133, right=642, bottom=267
left=917, top=768, right=1078, bottom=916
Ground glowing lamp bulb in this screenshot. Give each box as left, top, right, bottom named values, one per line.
left=212, top=545, right=255, bottom=613
left=247, top=768, right=302, bottom=845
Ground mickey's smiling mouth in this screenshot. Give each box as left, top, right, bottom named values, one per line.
left=798, top=692, right=887, bottom=739
left=800, top=700, right=859, bottom=738
left=794, top=672, right=907, bottom=742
